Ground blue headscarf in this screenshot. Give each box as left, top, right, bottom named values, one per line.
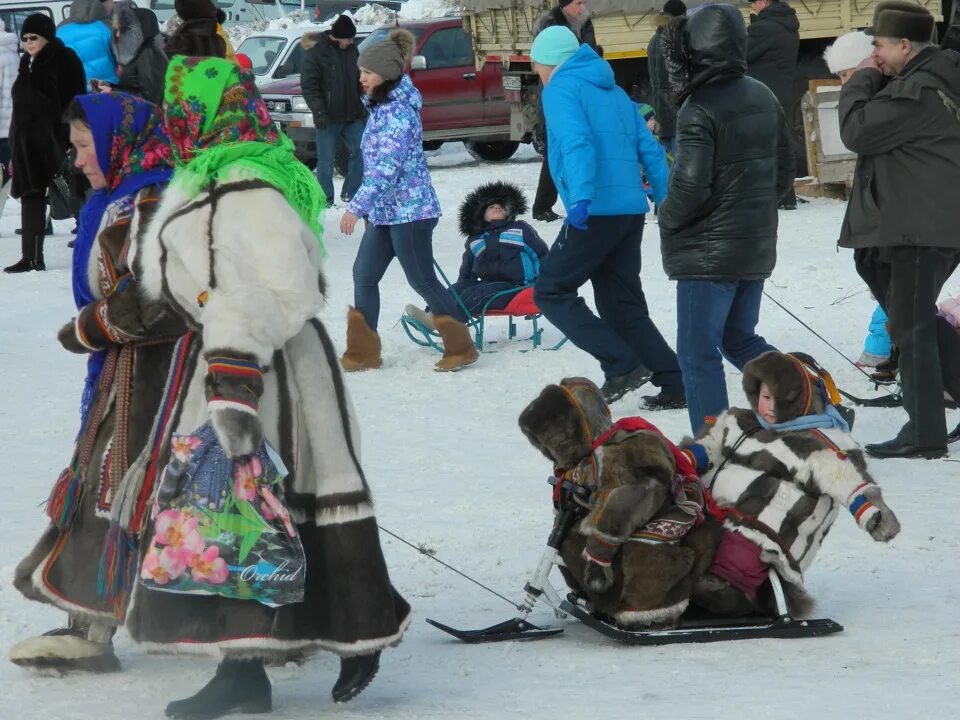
left=71, top=93, right=174, bottom=428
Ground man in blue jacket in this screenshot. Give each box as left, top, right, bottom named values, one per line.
left=531, top=26, right=683, bottom=407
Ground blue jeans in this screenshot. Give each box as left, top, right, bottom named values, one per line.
left=676, top=279, right=777, bottom=432
left=352, top=218, right=465, bottom=331
left=315, top=119, right=364, bottom=204
left=534, top=215, right=682, bottom=389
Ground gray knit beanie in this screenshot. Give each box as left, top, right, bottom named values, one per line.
left=357, top=28, right=415, bottom=80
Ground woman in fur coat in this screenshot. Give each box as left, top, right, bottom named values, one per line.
left=10, top=92, right=181, bottom=673
left=338, top=29, right=479, bottom=373
left=519, top=377, right=720, bottom=628
left=111, top=3, right=168, bottom=105
left=682, top=351, right=901, bottom=616
left=4, top=13, right=86, bottom=273
left=127, top=57, right=410, bottom=720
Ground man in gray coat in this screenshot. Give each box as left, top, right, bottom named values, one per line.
left=839, top=0, right=960, bottom=459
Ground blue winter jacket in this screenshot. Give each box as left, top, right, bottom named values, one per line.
left=542, top=45, right=668, bottom=215
left=58, top=18, right=117, bottom=88
left=457, top=220, right=549, bottom=286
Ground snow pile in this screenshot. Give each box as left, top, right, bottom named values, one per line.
left=349, top=1, right=460, bottom=27
left=398, top=0, right=461, bottom=19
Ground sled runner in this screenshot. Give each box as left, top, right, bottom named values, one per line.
left=401, top=260, right=567, bottom=352
left=427, top=480, right=844, bottom=647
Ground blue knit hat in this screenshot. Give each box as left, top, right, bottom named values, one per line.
left=530, top=25, right=580, bottom=66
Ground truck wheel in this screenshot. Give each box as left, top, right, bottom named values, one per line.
left=465, top=141, right=520, bottom=163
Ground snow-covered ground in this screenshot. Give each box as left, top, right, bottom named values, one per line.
left=1, top=143, right=958, bottom=718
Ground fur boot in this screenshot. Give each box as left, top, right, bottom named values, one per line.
left=9, top=625, right=120, bottom=673
left=433, top=314, right=479, bottom=372
left=340, top=306, right=382, bottom=372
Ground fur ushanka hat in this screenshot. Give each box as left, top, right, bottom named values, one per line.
left=741, top=351, right=833, bottom=423
left=866, top=0, right=936, bottom=43
left=458, top=181, right=528, bottom=236
left=518, top=377, right=612, bottom=469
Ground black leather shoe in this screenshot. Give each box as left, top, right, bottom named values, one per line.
left=533, top=209, right=562, bottom=222
left=778, top=199, right=797, bottom=210
left=332, top=651, right=380, bottom=704
left=865, top=438, right=947, bottom=459
left=640, top=390, right=687, bottom=410
left=601, top=366, right=653, bottom=403
left=4, top=258, right=38, bottom=273
left=165, top=659, right=271, bottom=719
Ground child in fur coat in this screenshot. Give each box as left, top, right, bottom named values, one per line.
left=405, top=181, right=548, bottom=326
left=681, top=351, right=900, bottom=616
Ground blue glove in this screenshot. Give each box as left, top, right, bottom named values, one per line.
left=565, top=200, right=591, bottom=230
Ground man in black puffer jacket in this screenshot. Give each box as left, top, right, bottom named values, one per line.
left=301, top=14, right=365, bottom=206
left=658, top=4, right=793, bottom=433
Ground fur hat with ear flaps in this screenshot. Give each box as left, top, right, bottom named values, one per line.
left=518, top=377, right=612, bottom=470
left=866, top=0, right=936, bottom=43
left=458, top=181, right=528, bottom=236
left=741, top=351, right=828, bottom=423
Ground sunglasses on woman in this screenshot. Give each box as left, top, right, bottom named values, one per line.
left=21, top=34, right=40, bottom=41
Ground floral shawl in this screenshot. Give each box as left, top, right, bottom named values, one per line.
left=73, top=92, right=175, bottom=427
left=162, top=55, right=324, bottom=245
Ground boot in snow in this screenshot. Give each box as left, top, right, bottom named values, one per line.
left=165, top=659, right=271, bottom=720
left=433, top=314, right=478, bottom=372
left=340, top=306, right=382, bottom=372
left=404, top=303, right=435, bottom=330
left=9, top=627, right=120, bottom=673
left=332, top=651, right=380, bottom=704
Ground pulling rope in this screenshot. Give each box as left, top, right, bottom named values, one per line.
left=378, top=524, right=521, bottom=611
left=763, top=290, right=900, bottom=402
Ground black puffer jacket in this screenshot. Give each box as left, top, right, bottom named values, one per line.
left=658, top=4, right=793, bottom=281
left=10, top=39, right=86, bottom=198
left=647, top=21, right=678, bottom=138
left=112, top=6, right=168, bottom=105
left=746, top=1, right=799, bottom=111
left=300, top=31, right=364, bottom=125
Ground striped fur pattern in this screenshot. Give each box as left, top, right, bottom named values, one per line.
left=128, top=174, right=410, bottom=657
left=693, top=408, right=894, bottom=603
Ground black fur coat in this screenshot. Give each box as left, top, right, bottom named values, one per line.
left=10, top=39, right=86, bottom=198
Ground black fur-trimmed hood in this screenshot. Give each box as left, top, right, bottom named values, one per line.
left=112, top=2, right=161, bottom=65
left=458, top=181, right=528, bottom=237
left=662, top=4, right=746, bottom=104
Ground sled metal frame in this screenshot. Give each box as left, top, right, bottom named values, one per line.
left=400, top=260, right=567, bottom=353
left=427, top=480, right=844, bottom=646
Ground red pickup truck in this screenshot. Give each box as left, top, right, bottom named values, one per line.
left=261, top=16, right=520, bottom=165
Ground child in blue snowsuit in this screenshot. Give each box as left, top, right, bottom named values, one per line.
left=406, top=182, right=548, bottom=324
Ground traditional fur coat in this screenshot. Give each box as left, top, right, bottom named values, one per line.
left=14, top=185, right=185, bottom=626
left=519, top=378, right=720, bottom=628
left=126, top=174, right=411, bottom=659
left=683, top=352, right=901, bottom=614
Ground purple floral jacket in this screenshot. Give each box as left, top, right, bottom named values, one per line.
left=346, top=74, right=441, bottom=226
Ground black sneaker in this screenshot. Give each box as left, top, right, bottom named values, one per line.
left=778, top=199, right=798, bottom=210
left=601, top=366, right=652, bottom=403
left=640, top=390, right=687, bottom=410
left=533, top=209, right=563, bottom=222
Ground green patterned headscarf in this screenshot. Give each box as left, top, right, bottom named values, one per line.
left=163, top=56, right=324, bottom=248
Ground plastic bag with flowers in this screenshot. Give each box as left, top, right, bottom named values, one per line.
left=140, top=422, right=305, bottom=607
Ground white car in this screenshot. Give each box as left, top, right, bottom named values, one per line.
left=236, top=23, right=375, bottom=88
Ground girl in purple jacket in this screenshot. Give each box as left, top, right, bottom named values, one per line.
left=338, top=29, right=478, bottom=373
